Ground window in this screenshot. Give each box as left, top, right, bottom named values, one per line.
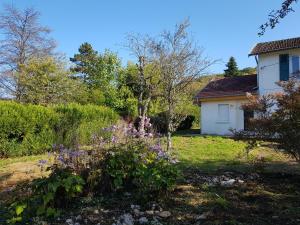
left=244, top=110, right=254, bottom=131
left=218, top=104, right=229, bottom=122
left=291, top=55, right=300, bottom=78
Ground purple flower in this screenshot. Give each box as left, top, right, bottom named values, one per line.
left=57, top=155, right=65, bottom=164
left=111, top=135, right=118, bottom=144
left=150, top=143, right=163, bottom=152
left=38, top=159, right=47, bottom=165
left=145, top=132, right=153, bottom=138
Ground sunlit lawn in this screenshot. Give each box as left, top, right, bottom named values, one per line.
left=173, top=135, right=293, bottom=172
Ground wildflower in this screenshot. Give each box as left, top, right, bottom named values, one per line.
left=111, top=135, right=118, bottom=144
left=38, top=159, right=47, bottom=166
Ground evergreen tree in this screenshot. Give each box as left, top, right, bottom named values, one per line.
left=224, top=56, right=240, bottom=77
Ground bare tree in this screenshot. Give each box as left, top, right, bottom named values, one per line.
left=259, top=0, right=298, bottom=36
left=152, top=20, right=216, bottom=150
left=125, top=33, right=160, bottom=136
left=0, top=5, right=56, bottom=99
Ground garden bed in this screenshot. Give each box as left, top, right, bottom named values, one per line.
left=1, top=136, right=300, bottom=225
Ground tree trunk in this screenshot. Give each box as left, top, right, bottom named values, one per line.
left=166, top=97, right=173, bottom=151
left=167, top=131, right=172, bottom=151
left=138, top=96, right=151, bottom=137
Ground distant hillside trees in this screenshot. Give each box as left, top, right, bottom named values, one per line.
left=224, top=57, right=256, bottom=77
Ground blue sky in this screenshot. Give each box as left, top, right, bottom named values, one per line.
left=2, top=0, right=300, bottom=73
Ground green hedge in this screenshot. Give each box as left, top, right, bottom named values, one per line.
left=0, top=102, right=119, bottom=157
left=54, top=103, right=119, bottom=147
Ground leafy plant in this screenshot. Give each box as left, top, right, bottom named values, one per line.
left=7, top=167, right=84, bottom=223
left=233, top=80, right=300, bottom=162
left=100, top=125, right=180, bottom=196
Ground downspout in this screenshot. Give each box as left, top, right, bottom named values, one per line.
left=255, top=55, right=259, bottom=94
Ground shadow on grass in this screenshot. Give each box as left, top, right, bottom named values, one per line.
left=173, top=129, right=201, bottom=137
left=0, top=173, right=12, bottom=183
left=177, top=158, right=300, bottom=175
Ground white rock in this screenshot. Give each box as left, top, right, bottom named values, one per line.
left=133, top=208, right=141, bottom=216
left=66, top=219, right=73, bottom=225
left=75, top=215, right=82, bottom=221
left=119, top=214, right=134, bottom=225
left=131, top=204, right=140, bottom=209
left=138, top=217, right=149, bottom=224
left=94, top=209, right=100, bottom=214
left=146, top=210, right=154, bottom=215
left=238, top=179, right=244, bottom=184
left=196, top=214, right=207, bottom=220
left=158, top=211, right=171, bottom=218
left=220, top=179, right=235, bottom=187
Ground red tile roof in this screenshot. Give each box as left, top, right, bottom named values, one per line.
left=249, top=37, right=300, bottom=56
left=194, top=74, right=258, bottom=103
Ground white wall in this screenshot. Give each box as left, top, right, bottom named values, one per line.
left=258, top=49, right=300, bottom=95
left=201, top=100, right=246, bottom=135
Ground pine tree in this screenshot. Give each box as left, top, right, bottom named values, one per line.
left=224, top=56, right=240, bottom=77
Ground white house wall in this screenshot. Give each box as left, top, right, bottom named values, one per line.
left=201, top=100, right=246, bottom=135
left=258, top=49, right=300, bottom=95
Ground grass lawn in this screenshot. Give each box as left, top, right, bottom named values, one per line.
left=0, top=135, right=299, bottom=225
left=173, top=135, right=293, bottom=172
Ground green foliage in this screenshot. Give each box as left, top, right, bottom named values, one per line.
left=71, top=43, right=120, bottom=88
left=103, top=141, right=180, bottom=196
left=239, top=67, right=256, bottom=75
left=7, top=168, right=84, bottom=223
left=19, top=57, right=85, bottom=105
left=233, top=80, right=300, bottom=162
left=54, top=103, right=119, bottom=147
left=177, top=115, right=195, bottom=130
left=224, top=56, right=240, bottom=77
left=0, top=101, right=119, bottom=157
left=0, top=101, right=58, bottom=157
left=70, top=43, right=137, bottom=116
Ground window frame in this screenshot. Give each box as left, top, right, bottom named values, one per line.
left=291, top=55, right=300, bottom=78
left=217, top=104, right=230, bottom=123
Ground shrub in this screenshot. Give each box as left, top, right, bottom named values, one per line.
left=47, top=122, right=179, bottom=197
left=0, top=101, right=58, bottom=157
left=233, top=80, right=300, bottom=162
left=0, top=101, right=119, bottom=157
left=7, top=167, right=84, bottom=223
left=150, top=112, right=195, bottom=133
left=95, top=123, right=180, bottom=196
left=177, top=115, right=195, bottom=130
left=54, top=103, right=119, bottom=147
left=103, top=141, right=180, bottom=196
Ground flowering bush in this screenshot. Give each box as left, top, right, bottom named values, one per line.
left=103, top=140, right=180, bottom=195
left=49, top=120, right=179, bottom=195
left=8, top=119, right=180, bottom=222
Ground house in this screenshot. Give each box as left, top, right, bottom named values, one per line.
left=194, top=37, right=300, bottom=135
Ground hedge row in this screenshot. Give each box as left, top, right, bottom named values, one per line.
left=0, top=101, right=119, bottom=157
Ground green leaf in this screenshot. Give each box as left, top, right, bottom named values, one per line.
left=74, top=184, right=83, bottom=193
left=46, top=207, right=57, bottom=217
left=15, top=204, right=26, bottom=216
